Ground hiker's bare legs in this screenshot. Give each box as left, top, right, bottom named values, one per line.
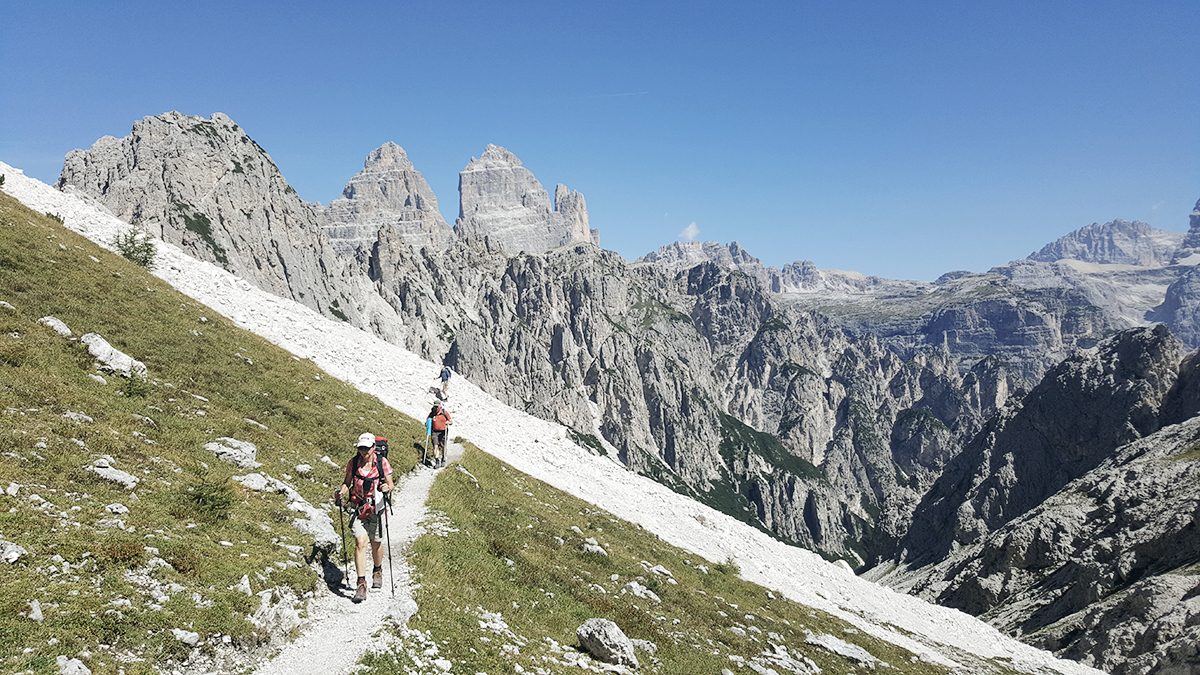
left=354, top=534, right=369, bottom=577
left=371, top=540, right=384, bottom=567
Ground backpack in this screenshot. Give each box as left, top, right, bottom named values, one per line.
left=349, top=453, right=386, bottom=520
left=374, top=436, right=389, bottom=459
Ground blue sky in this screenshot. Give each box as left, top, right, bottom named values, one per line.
left=3, top=2, right=1197, bottom=279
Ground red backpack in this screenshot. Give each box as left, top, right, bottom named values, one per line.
left=348, top=453, right=386, bottom=520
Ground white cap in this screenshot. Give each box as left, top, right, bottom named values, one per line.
left=356, top=432, right=375, bottom=448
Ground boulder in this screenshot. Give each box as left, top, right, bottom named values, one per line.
left=55, top=656, right=91, bottom=675
left=80, top=333, right=146, bottom=378
left=576, top=618, right=639, bottom=668
left=203, top=437, right=260, bottom=469
left=38, top=316, right=73, bottom=337
left=1, top=538, right=27, bottom=563
left=86, top=457, right=138, bottom=490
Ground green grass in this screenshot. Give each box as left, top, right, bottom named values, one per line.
left=1170, top=442, right=1200, bottom=462
left=0, top=192, right=424, bottom=672
left=362, top=446, right=951, bottom=674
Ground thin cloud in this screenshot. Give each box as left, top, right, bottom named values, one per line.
left=678, top=222, right=700, bottom=242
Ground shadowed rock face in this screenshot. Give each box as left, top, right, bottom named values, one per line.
left=900, top=325, right=1183, bottom=566
left=324, top=142, right=453, bottom=254
left=454, top=144, right=595, bottom=254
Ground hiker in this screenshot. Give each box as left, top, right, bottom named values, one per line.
left=426, top=402, right=452, bottom=468
left=437, top=365, right=452, bottom=399
left=336, top=432, right=394, bottom=603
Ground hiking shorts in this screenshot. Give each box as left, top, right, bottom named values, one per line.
left=432, top=430, right=447, bottom=451
left=352, top=512, right=384, bottom=543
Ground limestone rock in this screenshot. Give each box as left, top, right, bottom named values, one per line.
left=0, top=538, right=25, bottom=564
left=171, top=627, right=200, bottom=647
left=203, top=437, right=260, bottom=469
left=87, top=456, right=139, bottom=490
left=901, top=325, right=1183, bottom=565
left=455, top=144, right=596, bottom=253
left=576, top=618, right=639, bottom=667
left=80, top=333, right=146, bottom=378
left=57, top=112, right=397, bottom=334
left=324, top=142, right=453, bottom=254
left=38, top=316, right=73, bottom=337
left=55, top=656, right=91, bottom=675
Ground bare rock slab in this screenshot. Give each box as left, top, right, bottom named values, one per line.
left=577, top=618, right=639, bottom=668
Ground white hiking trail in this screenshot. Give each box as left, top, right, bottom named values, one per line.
left=255, top=444, right=463, bottom=675
left=1, top=164, right=1102, bottom=674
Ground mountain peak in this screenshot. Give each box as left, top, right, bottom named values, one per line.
left=465, top=144, right=524, bottom=171
left=325, top=143, right=451, bottom=254
left=1028, top=219, right=1182, bottom=266
left=362, top=142, right=413, bottom=171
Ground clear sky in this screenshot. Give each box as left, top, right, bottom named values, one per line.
left=3, top=2, right=1197, bottom=279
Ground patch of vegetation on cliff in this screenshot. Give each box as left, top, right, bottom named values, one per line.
left=174, top=201, right=229, bottom=267
left=719, top=412, right=822, bottom=481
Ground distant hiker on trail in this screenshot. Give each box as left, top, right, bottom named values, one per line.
left=437, top=365, right=452, bottom=399
left=335, top=432, right=394, bottom=603
left=426, top=402, right=452, bottom=468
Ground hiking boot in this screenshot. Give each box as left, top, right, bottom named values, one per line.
left=372, top=566, right=383, bottom=589
left=352, top=578, right=367, bottom=603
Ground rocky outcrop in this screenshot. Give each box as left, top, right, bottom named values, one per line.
left=885, top=413, right=1200, bottom=674
left=1172, top=197, right=1200, bottom=262
left=1154, top=266, right=1200, bottom=346
left=1029, top=219, right=1182, bottom=266
left=56, top=112, right=389, bottom=328
left=324, top=142, right=452, bottom=254
left=455, top=145, right=596, bottom=253
left=899, top=325, right=1183, bottom=566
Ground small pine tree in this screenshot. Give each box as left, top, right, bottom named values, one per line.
left=45, top=212, right=64, bottom=224
left=113, top=230, right=157, bottom=269
left=0, top=174, right=6, bottom=188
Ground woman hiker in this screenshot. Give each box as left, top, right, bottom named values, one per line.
left=336, top=432, right=394, bottom=602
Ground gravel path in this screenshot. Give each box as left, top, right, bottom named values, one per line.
left=255, top=442, right=463, bottom=675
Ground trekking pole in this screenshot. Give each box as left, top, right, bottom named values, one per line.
left=337, top=504, right=349, bottom=589
left=383, top=492, right=395, bottom=598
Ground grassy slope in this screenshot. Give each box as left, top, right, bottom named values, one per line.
left=0, top=191, right=423, bottom=672
left=363, top=445, right=952, bottom=675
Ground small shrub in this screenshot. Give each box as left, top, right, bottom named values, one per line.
left=120, top=373, right=150, bottom=397
left=113, top=229, right=156, bottom=269
left=94, top=535, right=145, bottom=569
left=45, top=212, right=64, bottom=224
left=181, top=477, right=234, bottom=523
left=0, top=174, right=6, bottom=187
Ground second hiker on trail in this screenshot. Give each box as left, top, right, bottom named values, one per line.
left=337, top=432, right=394, bottom=603
left=426, top=402, right=452, bottom=468
left=437, top=364, right=452, bottom=399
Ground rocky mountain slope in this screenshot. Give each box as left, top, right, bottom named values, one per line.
left=868, top=329, right=1200, bottom=673
left=40, top=112, right=1200, bottom=672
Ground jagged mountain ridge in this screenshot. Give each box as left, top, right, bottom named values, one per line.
left=50, top=111, right=1200, bottom=672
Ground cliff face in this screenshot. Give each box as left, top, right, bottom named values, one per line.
left=454, top=144, right=595, bottom=254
